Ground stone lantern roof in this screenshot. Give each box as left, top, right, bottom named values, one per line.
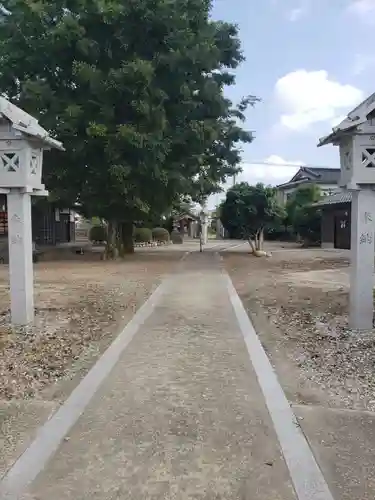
left=318, top=92, right=375, bottom=147
left=0, top=96, right=64, bottom=150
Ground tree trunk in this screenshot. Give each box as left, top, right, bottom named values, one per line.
left=247, top=235, right=256, bottom=253
left=248, top=239, right=255, bottom=253
left=258, top=227, right=264, bottom=250
left=254, top=230, right=259, bottom=251
left=120, top=221, right=134, bottom=254
left=249, top=228, right=270, bottom=257
left=104, top=220, right=118, bottom=260
left=246, top=228, right=265, bottom=254
left=116, top=223, right=124, bottom=257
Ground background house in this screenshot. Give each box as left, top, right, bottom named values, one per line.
left=277, top=166, right=353, bottom=250
left=0, top=195, right=75, bottom=246
left=32, top=203, right=76, bottom=246
left=277, top=167, right=341, bottom=204
left=314, top=192, right=352, bottom=250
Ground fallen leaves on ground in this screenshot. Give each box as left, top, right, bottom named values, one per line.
left=0, top=257, right=175, bottom=400
left=225, top=249, right=375, bottom=412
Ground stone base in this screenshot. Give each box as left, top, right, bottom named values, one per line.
left=134, top=241, right=171, bottom=248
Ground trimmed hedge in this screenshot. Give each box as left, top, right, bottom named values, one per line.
left=89, top=225, right=107, bottom=243
left=134, top=227, right=152, bottom=243
left=152, top=227, right=170, bottom=242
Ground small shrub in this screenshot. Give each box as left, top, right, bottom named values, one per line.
left=134, top=227, right=152, bottom=243
left=89, top=225, right=107, bottom=243
left=171, top=230, right=183, bottom=244
left=152, top=227, right=170, bottom=242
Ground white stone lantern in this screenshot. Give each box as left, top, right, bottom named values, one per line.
left=318, top=92, right=375, bottom=330
left=0, top=97, right=63, bottom=191
left=319, top=92, right=375, bottom=190
left=0, top=97, right=64, bottom=325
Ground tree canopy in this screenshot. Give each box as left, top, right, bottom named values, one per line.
left=0, top=0, right=254, bottom=253
left=285, top=184, right=321, bottom=227
left=286, top=185, right=322, bottom=244
left=220, top=182, right=285, bottom=252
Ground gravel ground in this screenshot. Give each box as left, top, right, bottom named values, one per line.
left=223, top=247, right=375, bottom=412
left=0, top=253, right=180, bottom=401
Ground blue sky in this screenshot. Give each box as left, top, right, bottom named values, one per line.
left=209, top=0, right=375, bottom=206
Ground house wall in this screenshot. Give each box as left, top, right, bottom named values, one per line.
left=321, top=209, right=335, bottom=248
left=333, top=207, right=351, bottom=250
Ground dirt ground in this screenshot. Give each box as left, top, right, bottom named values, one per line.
left=0, top=252, right=182, bottom=401
left=223, top=244, right=375, bottom=413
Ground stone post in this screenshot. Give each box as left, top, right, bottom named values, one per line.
left=349, top=189, right=375, bottom=330
left=7, top=191, right=34, bottom=325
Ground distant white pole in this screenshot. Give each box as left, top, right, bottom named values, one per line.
left=201, top=200, right=208, bottom=245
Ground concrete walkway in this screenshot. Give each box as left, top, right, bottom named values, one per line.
left=1, top=252, right=333, bottom=499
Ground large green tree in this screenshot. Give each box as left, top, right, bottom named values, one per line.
left=220, top=182, right=285, bottom=252
left=285, top=184, right=321, bottom=227
left=0, top=0, right=253, bottom=254
left=286, top=185, right=322, bottom=245
left=293, top=204, right=322, bottom=245
left=285, top=184, right=322, bottom=245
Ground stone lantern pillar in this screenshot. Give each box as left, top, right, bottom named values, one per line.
left=318, top=92, right=375, bottom=330
left=0, top=97, right=64, bottom=325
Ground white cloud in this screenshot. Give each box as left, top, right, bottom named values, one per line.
left=347, top=0, right=375, bottom=20
left=275, top=69, right=363, bottom=131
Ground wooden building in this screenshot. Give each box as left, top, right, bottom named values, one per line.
left=0, top=195, right=75, bottom=246
left=315, top=191, right=352, bottom=250
left=174, top=212, right=200, bottom=238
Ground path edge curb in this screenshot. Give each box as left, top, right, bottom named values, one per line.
left=224, top=271, right=335, bottom=500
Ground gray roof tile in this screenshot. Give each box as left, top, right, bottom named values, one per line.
left=313, top=191, right=352, bottom=207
